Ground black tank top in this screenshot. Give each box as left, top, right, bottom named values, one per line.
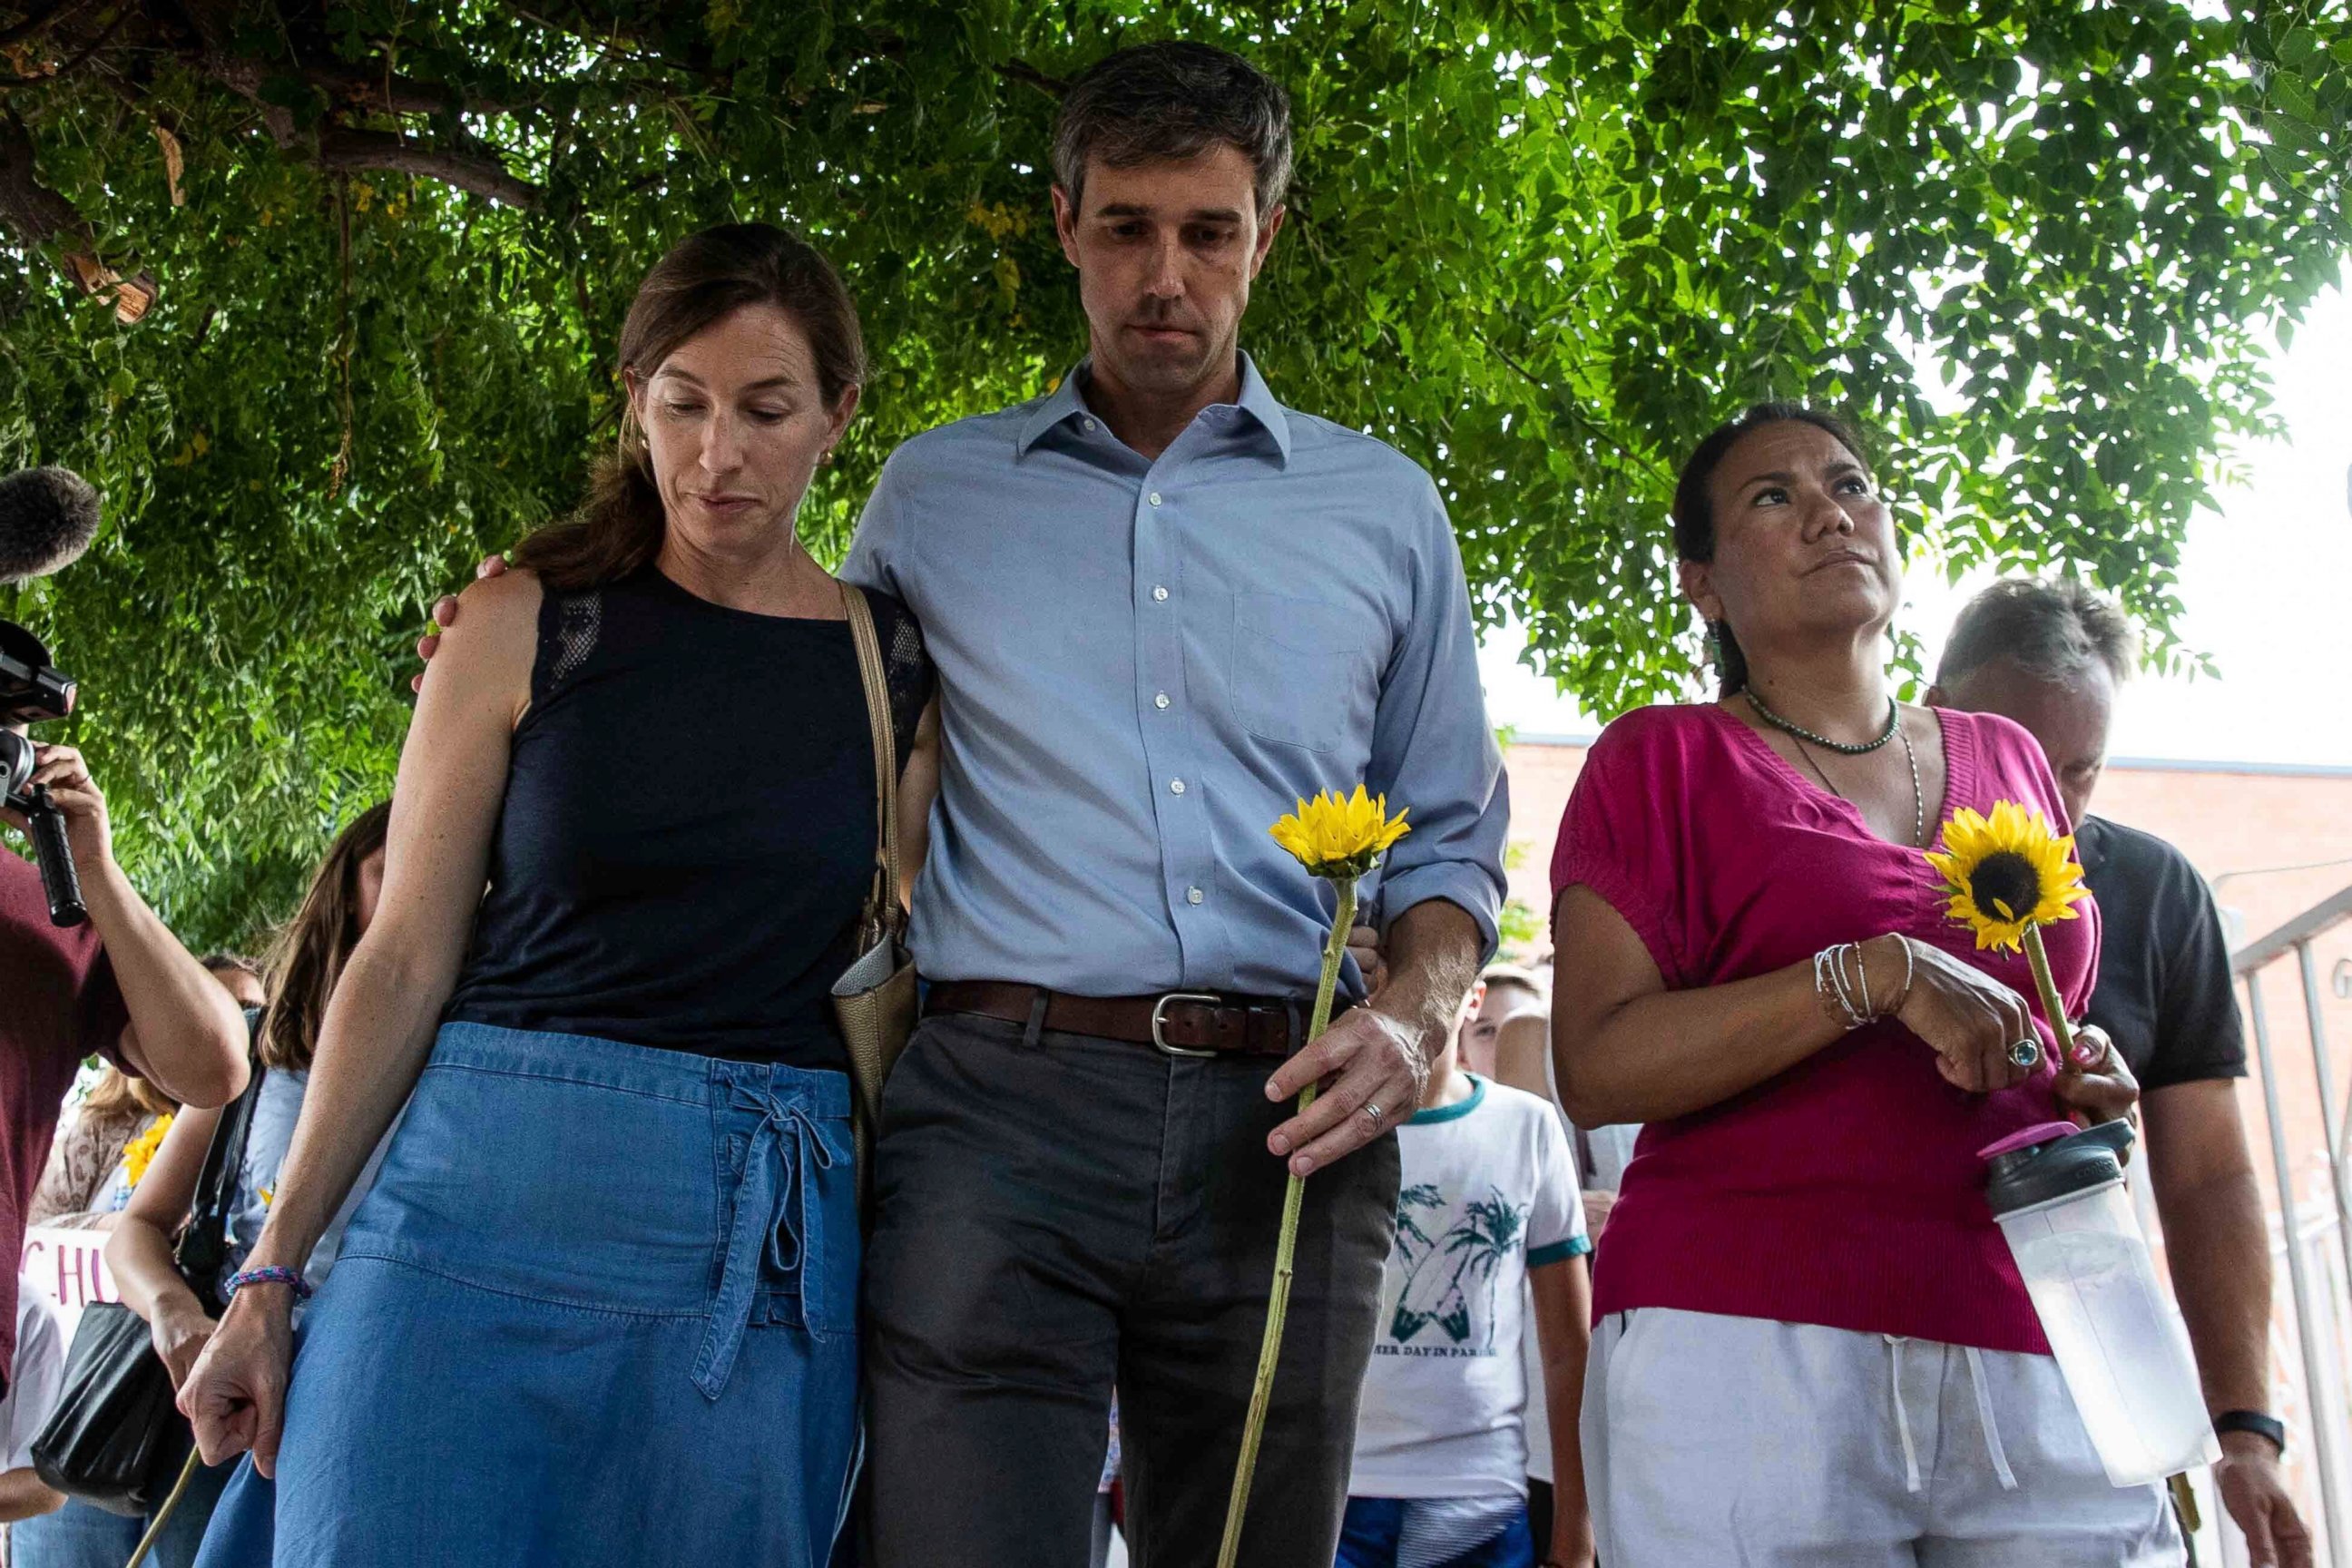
left=444, top=568, right=932, bottom=1066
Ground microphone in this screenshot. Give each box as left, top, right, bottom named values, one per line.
left=0, top=467, right=102, bottom=583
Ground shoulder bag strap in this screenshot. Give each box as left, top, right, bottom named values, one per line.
left=174, top=1051, right=264, bottom=1293
left=838, top=584, right=903, bottom=944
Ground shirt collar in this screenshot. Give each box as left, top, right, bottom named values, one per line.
left=1408, top=1073, right=1487, bottom=1125
left=1012, top=352, right=1293, bottom=466
left=2075, top=814, right=2110, bottom=875
left=1014, top=367, right=1095, bottom=458
left=1230, top=351, right=1293, bottom=463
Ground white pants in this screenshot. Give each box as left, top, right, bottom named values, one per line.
left=1582, top=1308, right=2185, bottom=1566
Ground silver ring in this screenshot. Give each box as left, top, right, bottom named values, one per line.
left=1364, top=1102, right=1386, bottom=1124
left=2007, top=1039, right=2043, bottom=1070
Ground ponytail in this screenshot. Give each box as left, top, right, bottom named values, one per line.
left=1708, top=619, right=1750, bottom=698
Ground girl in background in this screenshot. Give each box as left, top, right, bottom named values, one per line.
left=14, top=808, right=390, bottom=1568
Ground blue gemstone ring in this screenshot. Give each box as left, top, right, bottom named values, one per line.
left=2007, top=1039, right=2043, bottom=1070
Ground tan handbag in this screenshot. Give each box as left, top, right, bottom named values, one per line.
left=831, top=584, right=918, bottom=1191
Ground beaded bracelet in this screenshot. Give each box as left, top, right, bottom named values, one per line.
left=223, top=1265, right=313, bottom=1301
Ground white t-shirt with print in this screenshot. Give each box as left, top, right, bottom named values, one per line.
left=5, top=1273, right=66, bottom=1471
left=1349, top=1074, right=1589, bottom=1499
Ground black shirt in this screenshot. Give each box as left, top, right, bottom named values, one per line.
left=2079, top=815, right=2247, bottom=1091
left=445, top=569, right=932, bottom=1067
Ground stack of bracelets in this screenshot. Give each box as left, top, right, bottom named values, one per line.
left=1813, top=936, right=1914, bottom=1031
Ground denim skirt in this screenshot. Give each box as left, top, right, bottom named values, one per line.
left=203, top=1021, right=861, bottom=1567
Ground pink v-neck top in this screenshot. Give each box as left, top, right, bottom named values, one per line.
left=1549, top=702, right=2100, bottom=1353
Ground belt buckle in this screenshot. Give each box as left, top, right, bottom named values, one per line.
left=1150, top=992, right=1224, bottom=1058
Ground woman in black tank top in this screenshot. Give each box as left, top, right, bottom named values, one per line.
left=178, top=225, right=934, bottom=1568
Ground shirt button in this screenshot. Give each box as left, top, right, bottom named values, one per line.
left=1154, top=692, right=1171, bottom=710
left=1149, top=492, right=1163, bottom=506
left=1170, top=779, right=1186, bottom=796
left=1152, top=586, right=1169, bottom=603
left=1083, top=418, right=1097, bottom=432
left=1187, top=887, right=1205, bottom=906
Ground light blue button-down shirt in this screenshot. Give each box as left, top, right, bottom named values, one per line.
left=840, top=354, right=1507, bottom=1000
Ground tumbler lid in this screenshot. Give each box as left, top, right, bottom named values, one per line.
left=1980, top=1121, right=2078, bottom=1161
left=1980, top=1122, right=2127, bottom=1215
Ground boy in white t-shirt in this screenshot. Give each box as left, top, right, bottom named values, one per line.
left=1341, top=983, right=1595, bottom=1568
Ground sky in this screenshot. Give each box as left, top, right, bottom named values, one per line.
left=1480, top=274, right=2352, bottom=768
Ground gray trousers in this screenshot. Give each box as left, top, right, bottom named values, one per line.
left=864, top=1009, right=1402, bottom=1568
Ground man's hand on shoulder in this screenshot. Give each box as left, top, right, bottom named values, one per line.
left=411, top=554, right=510, bottom=693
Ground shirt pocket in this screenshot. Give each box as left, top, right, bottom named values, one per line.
left=1230, top=590, right=1377, bottom=755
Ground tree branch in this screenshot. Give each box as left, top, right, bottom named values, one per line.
left=0, top=98, right=89, bottom=248
left=313, top=125, right=538, bottom=207
left=5, top=6, right=123, bottom=86
left=994, top=58, right=1068, bottom=99
left=0, top=101, right=152, bottom=318
left=298, top=56, right=526, bottom=118
left=191, top=47, right=297, bottom=144
left=842, top=28, right=1068, bottom=99
left=0, top=0, right=102, bottom=52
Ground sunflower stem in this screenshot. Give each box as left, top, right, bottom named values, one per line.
left=1216, top=877, right=1356, bottom=1568
left=2021, top=925, right=2081, bottom=1074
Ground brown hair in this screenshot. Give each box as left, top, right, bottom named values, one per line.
left=82, top=1065, right=174, bottom=1122
left=257, top=802, right=392, bottom=1073
left=199, top=951, right=260, bottom=985
left=510, top=224, right=867, bottom=593
left=1054, top=43, right=1294, bottom=220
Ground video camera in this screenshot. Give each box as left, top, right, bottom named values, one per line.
left=2, top=621, right=87, bottom=928
left=0, top=465, right=101, bottom=926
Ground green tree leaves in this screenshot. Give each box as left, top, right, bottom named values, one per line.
left=0, top=0, right=2345, bottom=944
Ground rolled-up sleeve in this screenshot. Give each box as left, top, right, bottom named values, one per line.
left=1366, top=476, right=1508, bottom=961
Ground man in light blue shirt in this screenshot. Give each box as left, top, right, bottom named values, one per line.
left=844, top=42, right=1507, bottom=1568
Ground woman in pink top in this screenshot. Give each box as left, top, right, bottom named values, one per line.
left=1551, top=405, right=2173, bottom=1565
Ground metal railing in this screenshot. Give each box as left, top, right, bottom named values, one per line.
left=2232, top=883, right=2352, bottom=1565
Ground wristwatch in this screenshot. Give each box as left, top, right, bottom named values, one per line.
left=2214, top=1409, right=2288, bottom=1455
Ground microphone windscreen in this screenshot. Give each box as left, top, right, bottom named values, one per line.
left=0, top=467, right=102, bottom=583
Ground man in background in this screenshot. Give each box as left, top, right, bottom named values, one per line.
left=1931, top=577, right=2311, bottom=1568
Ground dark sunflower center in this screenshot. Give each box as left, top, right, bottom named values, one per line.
left=1968, top=851, right=2043, bottom=923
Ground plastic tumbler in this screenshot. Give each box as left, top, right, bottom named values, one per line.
left=1982, top=1120, right=2220, bottom=1486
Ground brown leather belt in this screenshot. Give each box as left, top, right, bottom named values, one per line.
left=926, top=981, right=1339, bottom=1057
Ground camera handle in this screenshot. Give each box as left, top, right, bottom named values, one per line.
left=24, top=787, right=87, bottom=927
left=1, top=734, right=88, bottom=928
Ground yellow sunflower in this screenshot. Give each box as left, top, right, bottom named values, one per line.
left=121, top=1112, right=175, bottom=1188
left=1925, top=799, right=2088, bottom=952
left=1269, top=785, right=1412, bottom=881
